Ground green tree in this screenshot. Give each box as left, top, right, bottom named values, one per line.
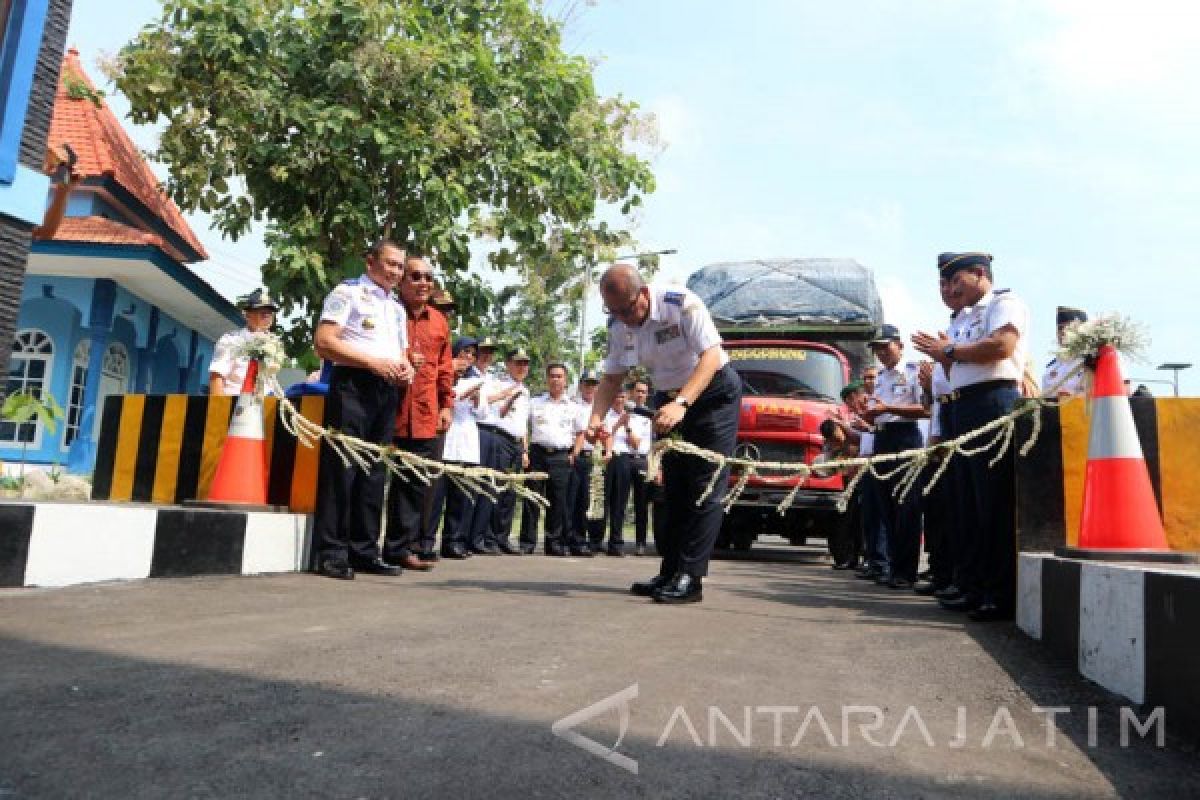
left=113, top=0, right=655, bottom=355
left=0, top=390, right=64, bottom=494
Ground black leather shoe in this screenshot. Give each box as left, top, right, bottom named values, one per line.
left=471, top=544, right=500, bottom=555
left=353, top=558, right=402, bottom=576
left=854, top=568, right=880, bottom=581
left=653, top=573, right=703, bottom=604
left=520, top=545, right=536, bottom=554
left=933, top=584, right=962, bottom=600
left=913, top=580, right=946, bottom=596
left=968, top=603, right=1015, bottom=622
left=417, top=550, right=440, bottom=562
left=831, top=560, right=858, bottom=571
left=569, top=546, right=594, bottom=557
left=873, top=571, right=893, bottom=586
left=635, top=545, right=647, bottom=556
left=631, top=575, right=669, bottom=597
left=607, top=547, right=625, bottom=557
left=545, top=543, right=567, bottom=556
left=441, top=546, right=470, bottom=560
left=317, top=558, right=354, bottom=580
left=887, top=577, right=913, bottom=590
left=497, top=541, right=521, bottom=555
left=939, top=594, right=982, bottom=612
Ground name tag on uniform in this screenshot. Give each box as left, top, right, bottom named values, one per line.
left=654, top=324, right=682, bottom=344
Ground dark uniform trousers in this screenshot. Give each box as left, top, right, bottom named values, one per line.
left=869, top=421, right=924, bottom=583
left=604, top=453, right=649, bottom=551
left=948, top=380, right=1020, bottom=608
left=441, top=461, right=476, bottom=551
left=567, top=450, right=605, bottom=546
left=487, top=431, right=523, bottom=548
left=469, top=425, right=500, bottom=549
left=384, top=437, right=437, bottom=561
left=653, top=363, right=741, bottom=578
left=920, top=404, right=956, bottom=588
left=859, top=472, right=886, bottom=572
left=419, top=434, right=446, bottom=553
left=313, top=367, right=399, bottom=565
left=520, top=445, right=574, bottom=551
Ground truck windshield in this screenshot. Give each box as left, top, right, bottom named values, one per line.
left=726, top=346, right=843, bottom=402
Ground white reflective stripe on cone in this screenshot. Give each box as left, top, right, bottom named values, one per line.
left=1086, top=395, right=1144, bottom=460
left=227, top=394, right=266, bottom=440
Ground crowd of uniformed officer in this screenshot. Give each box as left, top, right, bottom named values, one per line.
left=288, top=240, right=1088, bottom=615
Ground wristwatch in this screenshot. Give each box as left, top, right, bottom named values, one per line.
left=942, top=343, right=957, bottom=362
left=674, top=396, right=692, bottom=409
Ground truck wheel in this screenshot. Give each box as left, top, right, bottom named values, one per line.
left=826, top=509, right=860, bottom=567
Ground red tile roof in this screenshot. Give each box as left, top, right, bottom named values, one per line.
left=48, top=48, right=209, bottom=261
left=51, top=215, right=190, bottom=263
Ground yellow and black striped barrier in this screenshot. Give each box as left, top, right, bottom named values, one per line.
left=91, top=394, right=326, bottom=513
left=1017, top=397, right=1200, bottom=552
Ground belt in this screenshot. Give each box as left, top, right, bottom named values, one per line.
left=480, top=424, right=519, bottom=444
left=532, top=443, right=572, bottom=455
left=874, top=420, right=919, bottom=433
left=946, top=379, right=1018, bottom=402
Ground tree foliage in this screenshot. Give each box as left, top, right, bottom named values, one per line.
left=114, top=0, right=655, bottom=355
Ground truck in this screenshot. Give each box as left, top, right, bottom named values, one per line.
left=686, top=258, right=883, bottom=561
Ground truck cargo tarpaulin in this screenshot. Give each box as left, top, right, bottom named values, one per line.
left=687, top=258, right=883, bottom=337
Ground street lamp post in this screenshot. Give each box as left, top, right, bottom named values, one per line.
left=1156, top=362, right=1193, bottom=398
left=577, top=249, right=677, bottom=371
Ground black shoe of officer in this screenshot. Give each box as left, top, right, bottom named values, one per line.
left=873, top=571, right=893, bottom=586
left=630, top=575, right=669, bottom=597
left=353, top=558, right=402, bottom=576
left=933, top=584, right=962, bottom=600
left=854, top=567, right=879, bottom=580
left=887, top=576, right=913, bottom=590
left=570, top=545, right=594, bottom=557
left=653, top=573, right=703, bottom=604
left=968, top=602, right=1015, bottom=622
left=635, top=544, right=647, bottom=557
left=496, top=541, right=521, bottom=555
left=520, top=545, right=536, bottom=555
left=471, top=544, right=500, bottom=556
left=417, top=550, right=440, bottom=563
left=317, top=558, right=354, bottom=580
left=939, top=593, right=982, bottom=612
left=607, top=547, right=625, bottom=557
left=913, top=580, right=946, bottom=596
left=441, top=545, right=470, bottom=560
left=545, top=543, right=567, bottom=556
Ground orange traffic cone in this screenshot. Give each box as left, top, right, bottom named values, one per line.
left=205, top=359, right=269, bottom=506
left=1059, top=344, right=1183, bottom=561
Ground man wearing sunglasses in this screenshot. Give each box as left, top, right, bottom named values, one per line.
left=585, top=264, right=742, bottom=604
left=383, top=253, right=455, bottom=572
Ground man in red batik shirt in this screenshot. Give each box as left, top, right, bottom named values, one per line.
left=383, top=253, right=455, bottom=570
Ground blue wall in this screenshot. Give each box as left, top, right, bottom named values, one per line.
left=1, top=274, right=224, bottom=470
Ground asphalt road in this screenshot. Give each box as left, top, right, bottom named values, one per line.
left=1, top=546, right=1196, bottom=799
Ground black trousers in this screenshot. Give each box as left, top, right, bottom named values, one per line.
left=568, top=451, right=605, bottom=545
left=605, top=453, right=649, bottom=549
left=384, top=436, right=437, bottom=561
left=313, top=367, right=398, bottom=564
left=870, top=422, right=924, bottom=583
left=469, top=426, right=500, bottom=549
left=921, top=405, right=956, bottom=587
left=949, top=383, right=1020, bottom=607
left=653, top=364, right=741, bottom=578
left=488, top=433, right=523, bottom=547
left=441, top=460, right=476, bottom=551
left=419, top=434, right=446, bottom=553
left=520, top=446, right=574, bottom=550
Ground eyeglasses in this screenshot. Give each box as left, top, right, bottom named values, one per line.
left=407, top=271, right=434, bottom=282
left=603, top=290, right=643, bottom=319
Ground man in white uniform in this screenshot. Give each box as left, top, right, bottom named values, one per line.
left=523, top=361, right=587, bottom=556
left=208, top=288, right=279, bottom=396
left=587, top=265, right=741, bottom=604
left=1042, top=306, right=1088, bottom=398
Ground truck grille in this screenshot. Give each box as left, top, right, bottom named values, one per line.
left=735, top=441, right=810, bottom=467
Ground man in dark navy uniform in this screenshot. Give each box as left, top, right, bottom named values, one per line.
left=586, top=264, right=741, bottom=604
left=913, top=252, right=1030, bottom=621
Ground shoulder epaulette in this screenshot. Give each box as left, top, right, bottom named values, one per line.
left=663, top=290, right=684, bottom=306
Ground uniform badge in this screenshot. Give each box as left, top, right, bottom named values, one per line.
left=362, top=317, right=376, bottom=330
left=325, top=293, right=348, bottom=315
left=654, top=324, right=682, bottom=344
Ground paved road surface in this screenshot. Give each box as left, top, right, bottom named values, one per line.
left=1, top=547, right=1196, bottom=798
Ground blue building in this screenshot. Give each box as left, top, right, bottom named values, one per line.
left=1, top=49, right=240, bottom=473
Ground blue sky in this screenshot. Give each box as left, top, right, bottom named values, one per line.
left=66, top=0, right=1200, bottom=392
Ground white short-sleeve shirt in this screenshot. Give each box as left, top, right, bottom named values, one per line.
left=490, top=377, right=530, bottom=440
left=573, top=397, right=594, bottom=453
left=442, top=376, right=486, bottom=463
left=601, top=284, right=728, bottom=391
left=603, top=408, right=653, bottom=455
left=208, top=328, right=256, bottom=395
left=1042, top=355, right=1086, bottom=397
left=319, top=274, right=408, bottom=363
left=873, top=364, right=923, bottom=425
left=949, top=289, right=1029, bottom=390
left=529, top=393, right=578, bottom=449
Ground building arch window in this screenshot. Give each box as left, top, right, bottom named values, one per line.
left=63, top=338, right=90, bottom=448
left=1, top=329, right=54, bottom=447
left=91, top=342, right=129, bottom=440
